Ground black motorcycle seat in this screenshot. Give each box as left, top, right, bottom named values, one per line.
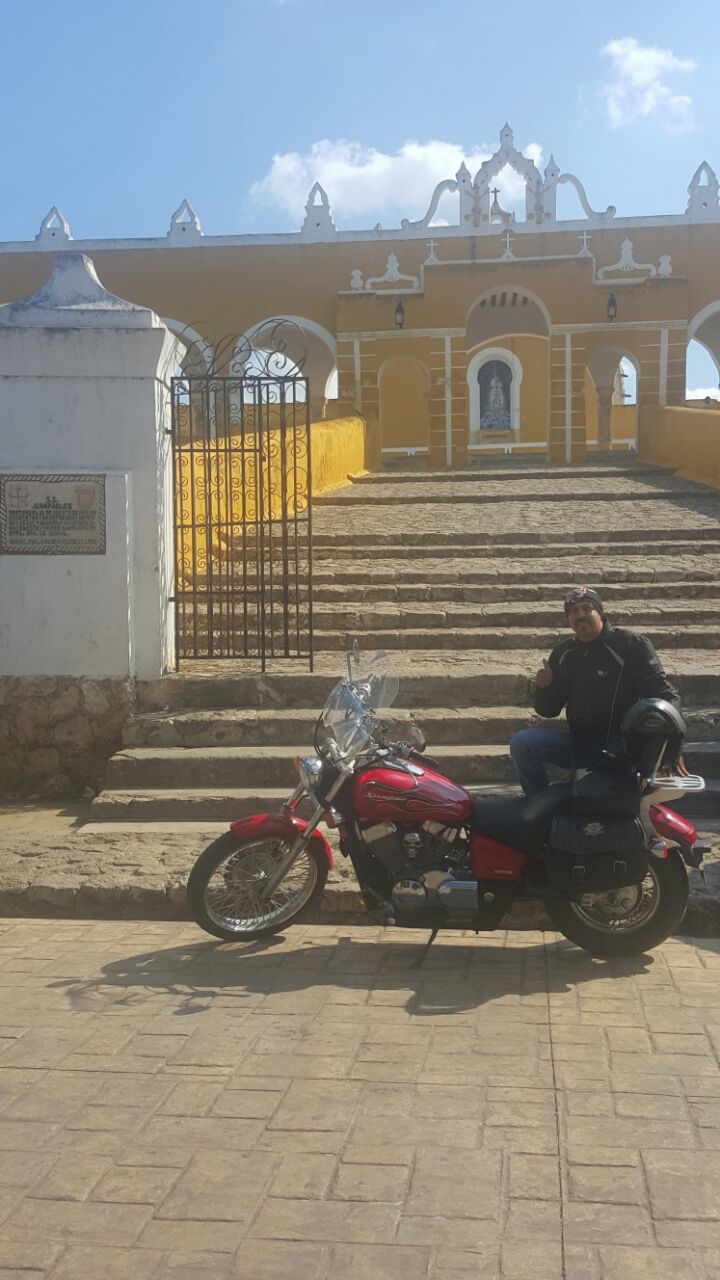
left=471, top=783, right=572, bottom=854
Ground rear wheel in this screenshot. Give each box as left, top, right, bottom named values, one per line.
left=187, top=831, right=328, bottom=942
left=544, top=851, right=688, bottom=956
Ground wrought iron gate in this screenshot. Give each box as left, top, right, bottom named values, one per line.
left=170, top=321, right=313, bottom=670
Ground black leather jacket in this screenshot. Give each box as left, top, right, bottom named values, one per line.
left=534, top=623, right=681, bottom=768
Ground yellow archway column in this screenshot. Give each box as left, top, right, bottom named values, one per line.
left=549, top=332, right=587, bottom=463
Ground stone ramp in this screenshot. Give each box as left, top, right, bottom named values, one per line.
left=93, top=459, right=720, bottom=826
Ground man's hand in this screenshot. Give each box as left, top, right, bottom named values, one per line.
left=536, top=659, right=553, bottom=689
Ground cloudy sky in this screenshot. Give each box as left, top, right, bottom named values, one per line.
left=1, top=0, right=718, bottom=392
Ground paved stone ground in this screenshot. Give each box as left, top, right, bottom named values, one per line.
left=1, top=806, right=719, bottom=936
left=3, top=919, right=720, bottom=1278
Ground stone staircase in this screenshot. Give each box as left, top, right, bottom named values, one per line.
left=92, top=459, right=720, bottom=824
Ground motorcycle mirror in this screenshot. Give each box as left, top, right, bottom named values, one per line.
left=347, top=640, right=360, bottom=680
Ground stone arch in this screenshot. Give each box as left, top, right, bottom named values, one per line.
left=586, top=346, right=640, bottom=451
left=467, top=346, right=523, bottom=436
left=233, top=315, right=338, bottom=411
left=466, top=285, right=550, bottom=348
left=688, top=303, right=720, bottom=396
left=162, top=319, right=213, bottom=373
left=378, top=356, right=431, bottom=459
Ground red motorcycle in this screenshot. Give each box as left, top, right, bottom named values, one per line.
left=187, top=652, right=707, bottom=956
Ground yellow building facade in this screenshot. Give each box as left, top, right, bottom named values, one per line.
left=1, top=126, right=720, bottom=469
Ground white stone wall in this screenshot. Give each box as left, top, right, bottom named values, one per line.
left=0, top=257, right=181, bottom=682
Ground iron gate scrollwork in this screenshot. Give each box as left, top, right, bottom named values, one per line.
left=171, top=319, right=313, bottom=670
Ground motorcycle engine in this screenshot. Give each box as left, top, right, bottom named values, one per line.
left=358, top=820, right=464, bottom=894
left=356, top=820, right=509, bottom=926
left=359, top=820, right=460, bottom=878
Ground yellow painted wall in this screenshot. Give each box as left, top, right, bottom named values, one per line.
left=378, top=358, right=431, bottom=452
left=638, top=404, right=720, bottom=487
left=176, top=415, right=368, bottom=582
left=310, top=416, right=367, bottom=493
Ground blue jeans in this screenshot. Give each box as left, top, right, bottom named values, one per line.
left=509, top=728, right=577, bottom=796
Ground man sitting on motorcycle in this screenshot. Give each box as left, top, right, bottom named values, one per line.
left=509, top=586, right=681, bottom=795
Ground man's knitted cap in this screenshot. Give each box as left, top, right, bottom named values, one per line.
left=564, top=586, right=605, bottom=618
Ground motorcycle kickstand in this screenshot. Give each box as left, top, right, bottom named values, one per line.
left=414, top=928, right=439, bottom=968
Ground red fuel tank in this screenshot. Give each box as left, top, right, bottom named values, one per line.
left=352, top=763, right=472, bottom=824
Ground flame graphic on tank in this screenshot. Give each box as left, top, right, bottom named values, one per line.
left=361, top=783, right=461, bottom=813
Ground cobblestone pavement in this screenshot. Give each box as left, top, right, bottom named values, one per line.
left=312, top=497, right=720, bottom=538
left=3, top=921, right=720, bottom=1278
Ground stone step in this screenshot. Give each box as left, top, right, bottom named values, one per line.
left=312, top=602, right=720, bottom=631
left=105, top=740, right=720, bottom=792
left=124, top=704, right=720, bottom=749
left=311, top=541, right=720, bottom=562
left=313, top=525, right=720, bottom=547
left=311, top=625, right=720, bottom=652
left=314, top=485, right=710, bottom=507
left=90, top=777, right=720, bottom=822
left=313, top=564, right=718, bottom=587
left=349, top=465, right=666, bottom=485
left=175, top=620, right=720, bottom=654
left=313, top=580, right=720, bottom=604
left=138, top=658, right=720, bottom=712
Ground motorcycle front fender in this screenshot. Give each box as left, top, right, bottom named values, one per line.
left=228, top=812, right=334, bottom=870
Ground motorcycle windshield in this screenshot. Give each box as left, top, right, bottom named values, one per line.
left=320, top=651, right=400, bottom=758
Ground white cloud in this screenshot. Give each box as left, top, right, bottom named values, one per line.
left=687, top=386, right=720, bottom=400
left=250, top=138, right=544, bottom=228
left=601, top=36, right=696, bottom=130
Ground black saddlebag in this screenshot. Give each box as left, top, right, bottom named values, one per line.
left=546, top=815, right=647, bottom=894
left=572, top=768, right=640, bottom=817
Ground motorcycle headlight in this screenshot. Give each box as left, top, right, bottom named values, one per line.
left=295, top=755, right=323, bottom=795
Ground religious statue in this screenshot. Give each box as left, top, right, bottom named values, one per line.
left=487, top=371, right=506, bottom=413
left=478, top=360, right=512, bottom=431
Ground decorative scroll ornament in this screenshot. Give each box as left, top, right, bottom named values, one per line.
left=596, top=237, right=671, bottom=281
left=173, top=317, right=309, bottom=379
left=301, top=183, right=337, bottom=241
left=686, top=162, right=720, bottom=220
left=363, top=252, right=421, bottom=291
left=167, top=200, right=203, bottom=244
left=35, top=207, right=72, bottom=245
left=398, top=125, right=616, bottom=233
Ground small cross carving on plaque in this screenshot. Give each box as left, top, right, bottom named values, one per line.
left=578, top=230, right=592, bottom=256
left=501, top=230, right=515, bottom=259
left=425, top=238, right=439, bottom=263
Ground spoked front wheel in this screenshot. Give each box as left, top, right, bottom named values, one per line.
left=544, top=851, right=689, bottom=956
left=187, top=831, right=328, bottom=941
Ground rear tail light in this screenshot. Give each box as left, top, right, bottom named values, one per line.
left=650, top=804, right=697, bottom=847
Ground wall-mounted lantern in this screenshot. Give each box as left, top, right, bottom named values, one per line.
left=394, top=300, right=405, bottom=329
left=607, top=292, right=618, bottom=322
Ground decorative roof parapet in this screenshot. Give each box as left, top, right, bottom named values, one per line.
left=167, top=200, right=203, bottom=244
left=36, top=207, right=73, bottom=245
left=301, top=183, right=337, bottom=241
left=686, top=163, right=720, bottom=220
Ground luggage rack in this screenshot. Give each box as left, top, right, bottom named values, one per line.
left=647, top=773, right=705, bottom=793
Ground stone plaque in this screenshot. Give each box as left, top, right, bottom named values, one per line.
left=0, top=474, right=106, bottom=555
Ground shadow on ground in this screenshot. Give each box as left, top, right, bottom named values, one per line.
left=48, top=933, right=655, bottom=1020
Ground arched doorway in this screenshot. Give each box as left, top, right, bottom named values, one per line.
left=232, top=316, right=338, bottom=419
left=378, top=357, right=431, bottom=461
left=465, top=287, right=549, bottom=455
left=586, top=347, right=640, bottom=452
left=687, top=304, right=720, bottom=402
